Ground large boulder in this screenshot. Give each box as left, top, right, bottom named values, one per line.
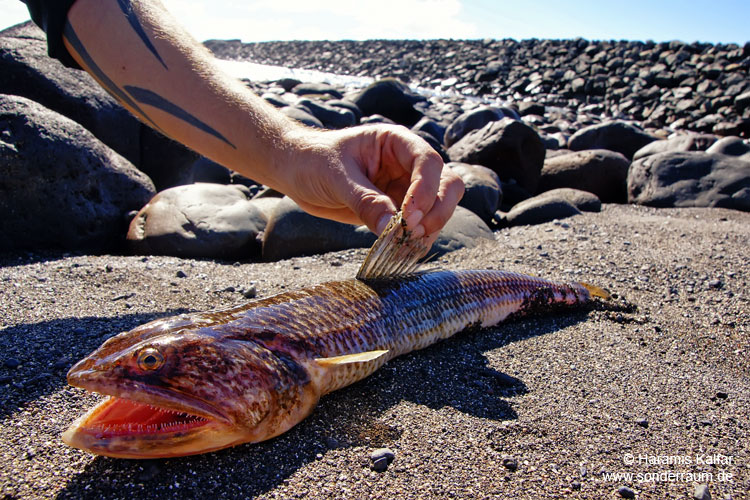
left=262, top=197, right=376, bottom=261
left=705, top=136, right=750, bottom=161
left=127, top=183, right=266, bottom=259
left=447, top=118, right=545, bottom=194
left=0, top=21, right=198, bottom=190
left=446, top=162, right=502, bottom=222
left=633, top=133, right=718, bottom=161
left=627, top=152, right=750, bottom=211
left=534, top=188, right=601, bottom=213
left=538, top=149, right=630, bottom=203
left=502, top=195, right=582, bottom=227
left=444, top=106, right=506, bottom=148
left=350, top=79, right=424, bottom=127
left=0, top=95, right=155, bottom=251
left=429, top=206, right=495, bottom=256
left=568, top=121, right=657, bottom=160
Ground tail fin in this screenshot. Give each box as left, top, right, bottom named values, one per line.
left=580, top=282, right=611, bottom=301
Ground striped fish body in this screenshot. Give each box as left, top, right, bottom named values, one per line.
left=62, top=214, right=607, bottom=458
left=231, top=270, right=593, bottom=397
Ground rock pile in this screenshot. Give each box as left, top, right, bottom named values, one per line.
left=206, top=38, right=750, bottom=136
left=2, top=21, right=749, bottom=260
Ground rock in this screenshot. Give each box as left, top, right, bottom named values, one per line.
left=412, top=117, right=445, bottom=144
left=0, top=22, right=198, bottom=191
left=705, top=136, right=750, bottom=161
left=447, top=118, right=546, bottom=194
left=503, top=195, right=582, bottom=227
left=413, top=130, right=449, bottom=162
left=444, top=106, right=506, bottom=148
left=326, top=99, right=363, bottom=122
left=535, top=188, right=601, bottom=212
left=189, top=157, right=233, bottom=184
left=290, top=82, right=343, bottom=99
left=429, top=206, right=495, bottom=256
left=0, top=95, right=155, bottom=252
left=635, top=418, right=648, bottom=428
left=538, top=149, right=630, bottom=203
left=628, top=152, right=750, bottom=211
left=281, top=106, right=324, bottom=128
left=360, top=114, right=396, bottom=125
left=618, top=486, right=636, bottom=499
left=693, top=484, right=711, bottom=500
left=4, top=358, right=20, bottom=369
left=568, top=121, right=657, bottom=160
left=297, top=98, right=357, bottom=129
left=370, top=448, right=395, bottom=472
left=633, top=133, right=718, bottom=160
left=501, top=455, right=519, bottom=471
left=350, top=79, right=424, bottom=127
left=127, top=184, right=266, bottom=259
left=446, top=162, right=502, bottom=222
left=735, top=91, right=750, bottom=111
left=518, top=101, right=545, bottom=117
left=262, top=197, right=376, bottom=261
left=499, top=180, right=533, bottom=211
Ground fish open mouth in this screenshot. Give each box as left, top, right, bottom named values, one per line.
left=74, top=396, right=212, bottom=438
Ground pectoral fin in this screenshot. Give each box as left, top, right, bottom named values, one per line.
left=315, top=350, right=389, bottom=366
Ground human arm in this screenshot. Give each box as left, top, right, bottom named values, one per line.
left=60, top=0, right=463, bottom=243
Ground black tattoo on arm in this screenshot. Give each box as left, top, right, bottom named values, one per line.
left=125, top=86, right=237, bottom=149
left=62, top=20, right=162, bottom=132
left=116, top=0, right=168, bottom=70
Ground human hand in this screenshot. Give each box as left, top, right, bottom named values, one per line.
left=279, top=124, right=464, bottom=248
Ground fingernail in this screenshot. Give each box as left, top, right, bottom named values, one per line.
left=375, top=213, right=392, bottom=235
left=411, top=224, right=425, bottom=239
left=404, top=209, right=423, bottom=229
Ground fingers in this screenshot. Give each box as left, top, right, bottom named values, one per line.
left=420, top=168, right=465, bottom=247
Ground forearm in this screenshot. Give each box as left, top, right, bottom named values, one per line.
left=62, top=0, right=303, bottom=191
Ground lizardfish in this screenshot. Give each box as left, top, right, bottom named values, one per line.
left=62, top=213, right=609, bottom=458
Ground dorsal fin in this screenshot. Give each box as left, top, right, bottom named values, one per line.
left=356, top=212, right=428, bottom=280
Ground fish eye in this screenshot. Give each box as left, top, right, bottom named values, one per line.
left=137, top=348, right=165, bottom=371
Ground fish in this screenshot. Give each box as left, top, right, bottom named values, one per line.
left=62, top=213, right=610, bottom=458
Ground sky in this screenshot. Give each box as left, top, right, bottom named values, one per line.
left=1, top=0, right=748, bottom=45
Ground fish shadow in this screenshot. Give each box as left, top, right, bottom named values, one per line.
left=0, top=310, right=192, bottom=419
left=54, top=312, right=588, bottom=500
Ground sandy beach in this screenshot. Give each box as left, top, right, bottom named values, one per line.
left=1, top=204, right=748, bottom=499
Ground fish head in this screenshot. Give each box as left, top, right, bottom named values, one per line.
left=63, top=317, right=315, bottom=458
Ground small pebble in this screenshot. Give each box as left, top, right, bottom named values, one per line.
left=635, top=418, right=648, bottom=428
left=707, top=279, right=722, bottom=289
left=618, top=486, right=636, bottom=498
left=241, top=285, right=257, bottom=299
left=716, top=391, right=728, bottom=399
left=4, top=358, right=20, bottom=369
left=370, top=448, right=395, bottom=472
left=693, top=484, right=711, bottom=500
left=176, top=270, right=188, bottom=278
left=501, top=455, right=518, bottom=471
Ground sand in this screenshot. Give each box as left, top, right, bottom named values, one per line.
left=1, top=204, right=748, bottom=499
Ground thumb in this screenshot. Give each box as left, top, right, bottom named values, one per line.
left=347, top=181, right=398, bottom=236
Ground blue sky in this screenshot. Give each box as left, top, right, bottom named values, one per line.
left=2, top=0, right=748, bottom=44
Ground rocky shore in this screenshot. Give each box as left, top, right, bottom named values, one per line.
left=1, top=20, right=749, bottom=500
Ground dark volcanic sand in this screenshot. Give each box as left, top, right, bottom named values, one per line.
left=1, top=205, right=748, bottom=499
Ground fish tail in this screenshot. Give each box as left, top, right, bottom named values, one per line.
left=580, top=282, right=611, bottom=301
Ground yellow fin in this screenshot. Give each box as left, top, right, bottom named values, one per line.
left=356, top=212, right=428, bottom=280
left=315, top=350, right=389, bottom=366
left=580, top=282, right=611, bottom=300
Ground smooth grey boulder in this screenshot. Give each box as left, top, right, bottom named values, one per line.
left=568, top=121, right=657, bottom=160
left=127, top=184, right=266, bottom=259
left=297, top=98, right=357, bottom=129
left=429, top=206, right=495, bottom=256
left=705, top=136, right=750, bottom=161
left=447, top=118, right=545, bottom=194
left=633, top=133, right=717, bottom=160
left=534, top=188, right=601, bottom=212
left=262, top=197, right=376, bottom=261
left=538, top=149, right=630, bottom=203
left=281, top=106, right=324, bottom=128
left=628, top=152, right=750, bottom=211
left=446, top=162, right=502, bottom=222
left=0, top=21, right=198, bottom=190
left=0, top=95, right=155, bottom=251
left=502, top=196, right=582, bottom=227
left=444, top=106, right=506, bottom=148
left=350, top=79, right=424, bottom=127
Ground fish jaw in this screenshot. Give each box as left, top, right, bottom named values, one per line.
left=61, top=395, right=248, bottom=458
left=63, top=363, right=248, bottom=458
